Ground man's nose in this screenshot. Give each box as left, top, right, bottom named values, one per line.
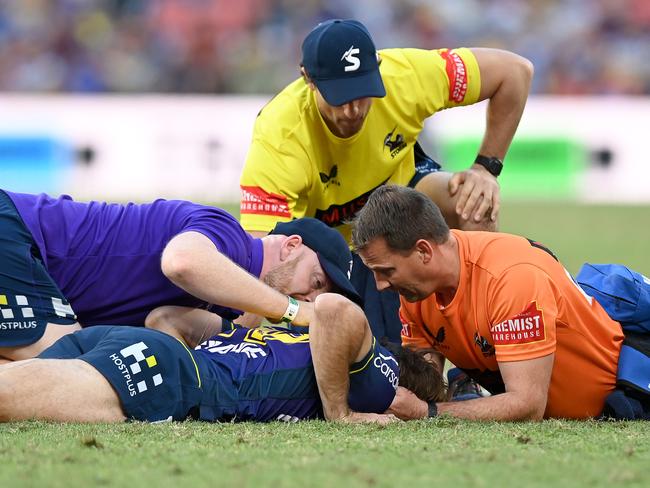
left=302, top=290, right=323, bottom=303
left=374, top=276, right=392, bottom=292
left=342, top=100, right=360, bottom=118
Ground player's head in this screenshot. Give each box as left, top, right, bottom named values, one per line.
left=352, top=185, right=451, bottom=302
left=300, top=19, right=385, bottom=138
left=266, top=218, right=361, bottom=304
left=386, top=343, right=447, bottom=402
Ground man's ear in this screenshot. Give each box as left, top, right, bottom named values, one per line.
left=300, top=66, right=316, bottom=91
left=279, top=234, right=303, bottom=261
left=414, top=239, right=434, bottom=264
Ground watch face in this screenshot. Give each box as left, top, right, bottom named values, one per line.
left=488, top=158, right=503, bottom=176
left=476, top=156, right=502, bottom=176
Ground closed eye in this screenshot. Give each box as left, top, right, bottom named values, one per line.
left=374, top=267, right=394, bottom=278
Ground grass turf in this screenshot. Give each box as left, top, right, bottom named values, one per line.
left=1, top=419, right=649, bottom=487
left=1, top=203, right=649, bottom=487
left=498, top=202, right=650, bottom=275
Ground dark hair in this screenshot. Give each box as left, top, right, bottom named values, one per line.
left=384, top=342, right=447, bottom=402
left=352, top=185, right=450, bottom=252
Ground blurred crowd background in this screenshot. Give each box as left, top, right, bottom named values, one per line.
left=0, top=0, right=649, bottom=95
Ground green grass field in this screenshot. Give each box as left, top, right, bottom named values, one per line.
left=1, top=203, right=649, bottom=488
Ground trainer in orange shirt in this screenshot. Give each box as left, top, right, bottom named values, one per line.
left=352, top=185, right=624, bottom=420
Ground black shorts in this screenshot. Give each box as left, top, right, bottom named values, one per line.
left=408, top=141, right=442, bottom=188
left=39, top=326, right=204, bottom=422
left=0, top=191, right=77, bottom=347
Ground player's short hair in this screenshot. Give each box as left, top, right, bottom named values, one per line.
left=386, top=343, right=447, bottom=402
left=352, top=185, right=449, bottom=252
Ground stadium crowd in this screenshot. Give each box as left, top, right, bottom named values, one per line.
left=0, top=0, right=648, bottom=95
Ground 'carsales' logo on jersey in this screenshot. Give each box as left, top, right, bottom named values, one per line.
left=490, top=302, right=546, bottom=345
left=440, top=49, right=468, bottom=103
left=373, top=352, right=399, bottom=389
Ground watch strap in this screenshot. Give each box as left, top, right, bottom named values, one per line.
left=474, top=154, right=503, bottom=177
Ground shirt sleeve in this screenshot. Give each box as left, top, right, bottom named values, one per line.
left=487, top=264, right=559, bottom=363
left=181, top=206, right=255, bottom=270
left=396, top=47, right=481, bottom=120
left=348, top=338, right=398, bottom=413
left=239, top=132, right=311, bottom=233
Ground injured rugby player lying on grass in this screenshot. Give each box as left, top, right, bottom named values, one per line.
left=0, top=294, right=443, bottom=424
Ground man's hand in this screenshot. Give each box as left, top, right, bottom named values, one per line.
left=293, top=301, right=315, bottom=326
left=436, top=354, right=554, bottom=421
left=338, top=411, right=399, bottom=425
left=449, top=165, right=500, bottom=223
left=386, top=386, right=428, bottom=420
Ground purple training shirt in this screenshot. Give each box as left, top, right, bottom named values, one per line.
left=6, top=191, right=263, bottom=326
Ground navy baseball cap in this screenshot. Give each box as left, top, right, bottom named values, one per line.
left=271, top=218, right=362, bottom=305
left=301, top=19, right=386, bottom=106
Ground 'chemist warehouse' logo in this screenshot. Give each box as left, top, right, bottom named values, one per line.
left=490, top=302, right=546, bottom=346
left=110, top=342, right=163, bottom=397
left=440, top=49, right=468, bottom=103
left=240, top=186, right=291, bottom=218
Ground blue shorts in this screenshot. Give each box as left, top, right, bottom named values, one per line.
left=408, top=141, right=442, bottom=188
left=39, top=326, right=204, bottom=422
left=0, top=191, right=77, bottom=347
left=351, top=141, right=440, bottom=345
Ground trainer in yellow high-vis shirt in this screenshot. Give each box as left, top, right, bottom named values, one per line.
left=240, top=19, right=533, bottom=344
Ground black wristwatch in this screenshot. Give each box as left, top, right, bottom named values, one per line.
left=427, top=400, right=438, bottom=418
left=474, top=154, right=503, bottom=177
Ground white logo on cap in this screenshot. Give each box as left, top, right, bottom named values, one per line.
left=341, top=46, right=360, bottom=72
left=347, top=259, right=353, bottom=279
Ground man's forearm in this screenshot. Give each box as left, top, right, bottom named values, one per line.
left=478, top=57, right=533, bottom=159
left=436, top=391, right=545, bottom=421
left=309, top=294, right=372, bottom=420
left=162, top=232, right=313, bottom=325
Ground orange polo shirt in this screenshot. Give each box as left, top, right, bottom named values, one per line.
left=400, top=230, right=624, bottom=419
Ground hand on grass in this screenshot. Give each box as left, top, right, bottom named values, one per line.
left=338, top=411, right=399, bottom=425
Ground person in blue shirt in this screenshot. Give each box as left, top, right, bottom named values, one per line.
left=0, top=294, right=442, bottom=423
left=0, top=190, right=359, bottom=362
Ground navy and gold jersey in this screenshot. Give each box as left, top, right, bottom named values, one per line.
left=195, top=324, right=399, bottom=422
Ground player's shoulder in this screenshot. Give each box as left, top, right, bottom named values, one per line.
left=254, top=78, right=314, bottom=136
left=378, top=47, right=449, bottom=70
left=378, top=48, right=431, bottom=74
left=459, top=231, right=544, bottom=274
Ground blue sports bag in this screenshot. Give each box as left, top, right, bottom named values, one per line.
left=576, top=263, right=650, bottom=334
left=576, top=263, right=650, bottom=418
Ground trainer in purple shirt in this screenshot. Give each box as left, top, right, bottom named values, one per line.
left=0, top=190, right=359, bottom=362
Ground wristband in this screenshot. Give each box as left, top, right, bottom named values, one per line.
left=427, top=400, right=438, bottom=418
left=281, top=296, right=300, bottom=323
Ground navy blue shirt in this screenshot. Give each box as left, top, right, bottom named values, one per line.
left=195, top=325, right=398, bottom=421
